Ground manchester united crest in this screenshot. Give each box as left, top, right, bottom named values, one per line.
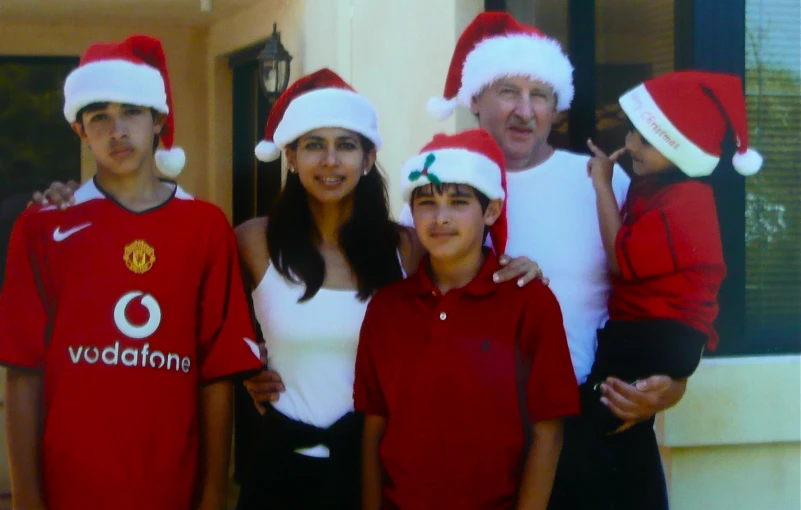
left=124, top=240, right=156, bottom=274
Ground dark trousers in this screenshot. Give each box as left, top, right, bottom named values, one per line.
left=235, top=406, right=362, bottom=510
left=548, top=415, right=669, bottom=510
left=236, top=448, right=360, bottom=510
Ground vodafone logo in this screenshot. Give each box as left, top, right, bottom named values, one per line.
left=114, top=291, right=161, bottom=339
left=67, top=290, right=192, bottom=374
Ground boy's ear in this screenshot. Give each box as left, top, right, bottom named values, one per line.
left=483, top=199, right=504, bottom=226
left=71, top=121, right=87, bottom=140
left=153, top=112, right=167, bottom=135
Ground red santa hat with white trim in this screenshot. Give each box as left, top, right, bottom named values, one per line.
left=63, top=34, right=185, bottom=177
left=428, top=11, right=574, bottom=120
left=619, top=70, right=763, bottom=177
left=255, top=68, right=382, bottom=161
left=402, top=129, right=508, bottom=254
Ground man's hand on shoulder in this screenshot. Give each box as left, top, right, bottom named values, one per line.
left=495, top=254, right=549, bottom=287
left=31, top=180, right=79, bottom=209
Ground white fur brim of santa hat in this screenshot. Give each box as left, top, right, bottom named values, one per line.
left=620, top=85, right=721, bottom=177
left=401, top=148, right=505, bottom=202
left=255, top=88, right=382, bottom=162
left=459, top=34, right=573, bottom=113
left=63, top=59, right=168, bottom=122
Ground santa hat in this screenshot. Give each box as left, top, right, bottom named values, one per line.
left=63, top=34, right=185, bottom=177
left=402, top=129, right=508, bottom=254
left=255, top=68, right=382, bottom=162
left=619, top=71, right=763, bottom=177
left=428, top=11, right=574, bottom=121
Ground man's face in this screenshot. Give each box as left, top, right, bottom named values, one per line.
left=72, top=102, right=164, bottom=176
left=411, top=183, right=501, bottom=263
left=471, top=77, right=558, bottom=169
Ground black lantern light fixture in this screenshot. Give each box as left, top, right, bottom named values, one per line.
left=257, top=23, right=293, bottom=100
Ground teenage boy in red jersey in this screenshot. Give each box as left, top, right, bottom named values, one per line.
left=355, top=129, right=579, bottom=510
left=0, top=34, right=262, bottom=510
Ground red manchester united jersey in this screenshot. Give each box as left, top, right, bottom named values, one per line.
left=0, top=179, right=262, bottom=510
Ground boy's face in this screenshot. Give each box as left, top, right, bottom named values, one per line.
left=625, top=129, right=675, bottom=176
left=411, top=183, right=502, bottom=263
left=470, top=76, right=558, bottom=169
left=72, top=102, right=164, bottom=176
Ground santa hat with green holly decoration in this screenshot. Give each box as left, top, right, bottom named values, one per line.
left=619, top=70, right=763, bottom=177
left=63, top=34, right=185, bottom=177
left=402, top=129, right=508, bottom=254
left=428, top=11, right=574, bottom=120
left=255, top=68, right=382, bottom=161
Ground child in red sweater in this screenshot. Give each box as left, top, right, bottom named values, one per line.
left=585, top=70, right=762, bottom=433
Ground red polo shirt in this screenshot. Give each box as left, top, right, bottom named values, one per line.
left=611, top=174, right=726, bottom=348
left=354, top=252, right=579, bottom=510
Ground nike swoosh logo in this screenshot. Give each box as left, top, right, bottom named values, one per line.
left=53, top=223, right=92, bottom=242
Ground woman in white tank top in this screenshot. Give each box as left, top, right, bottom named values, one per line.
left=233, top=69, right=539, bottom=510
left=233, top=69, right=422, bottom=510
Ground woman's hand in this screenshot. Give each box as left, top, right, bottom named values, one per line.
left=242, top=343, right=285, bottom=414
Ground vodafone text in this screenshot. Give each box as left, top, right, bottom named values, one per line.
left=67, top=341, right=191, bottom=373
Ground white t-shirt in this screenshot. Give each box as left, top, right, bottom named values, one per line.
left=399, top=150, right=630, bottom=383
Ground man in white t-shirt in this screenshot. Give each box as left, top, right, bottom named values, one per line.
left=400, top=11, right=686, bottom=509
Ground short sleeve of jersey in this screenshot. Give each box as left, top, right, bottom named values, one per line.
left=196, top=210, right=262, bottom=383
left=521, top=285, right=580, bottom=422
left=353, top=298, right=389, bottom=416
left=616, top=182, right=722, bottom=281
left=0, top=210, right=48, bottom=371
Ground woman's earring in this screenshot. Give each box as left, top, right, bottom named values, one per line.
left=363, top=169, right=369, bottom=176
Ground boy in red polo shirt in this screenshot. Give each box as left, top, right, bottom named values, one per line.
left=0, top=35, right=262, bottom=510
left=584, top=71, right=762, bottom=434
left=355, top=129, right=579, bottom=510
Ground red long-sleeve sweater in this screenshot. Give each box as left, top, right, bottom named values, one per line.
left=609, top=173, right=727, bottom=349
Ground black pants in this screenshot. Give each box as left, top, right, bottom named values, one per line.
left=236, top=448, right=360, bottom=510
left=548, top=415, right=669, bottom=510
left=235, top=406, right=362, bottom=510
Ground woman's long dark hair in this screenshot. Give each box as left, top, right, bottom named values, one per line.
left=266, top=136, right=404, bottom=302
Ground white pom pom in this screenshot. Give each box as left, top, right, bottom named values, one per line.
left=255, top=140, right=281, bottom=162
left=733, top=148, right=763, bottom=176
left=155, top=147, right=186, bottom=178
left=427, top=97, right=458, bottom=121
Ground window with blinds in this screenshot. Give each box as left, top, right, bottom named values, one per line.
left=744, top=0, right=801, bottom=353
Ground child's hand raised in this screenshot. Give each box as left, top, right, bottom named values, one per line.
left=586, top=139, right=625, bottom=189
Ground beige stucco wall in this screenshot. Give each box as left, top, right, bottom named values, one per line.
left=658, top=356, right=801, bottom=509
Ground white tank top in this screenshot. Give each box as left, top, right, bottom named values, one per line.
left=252, top=264, right=369, bottom=457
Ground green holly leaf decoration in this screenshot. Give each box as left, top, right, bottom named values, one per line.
left=408, top=153, right=439, bottom=184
